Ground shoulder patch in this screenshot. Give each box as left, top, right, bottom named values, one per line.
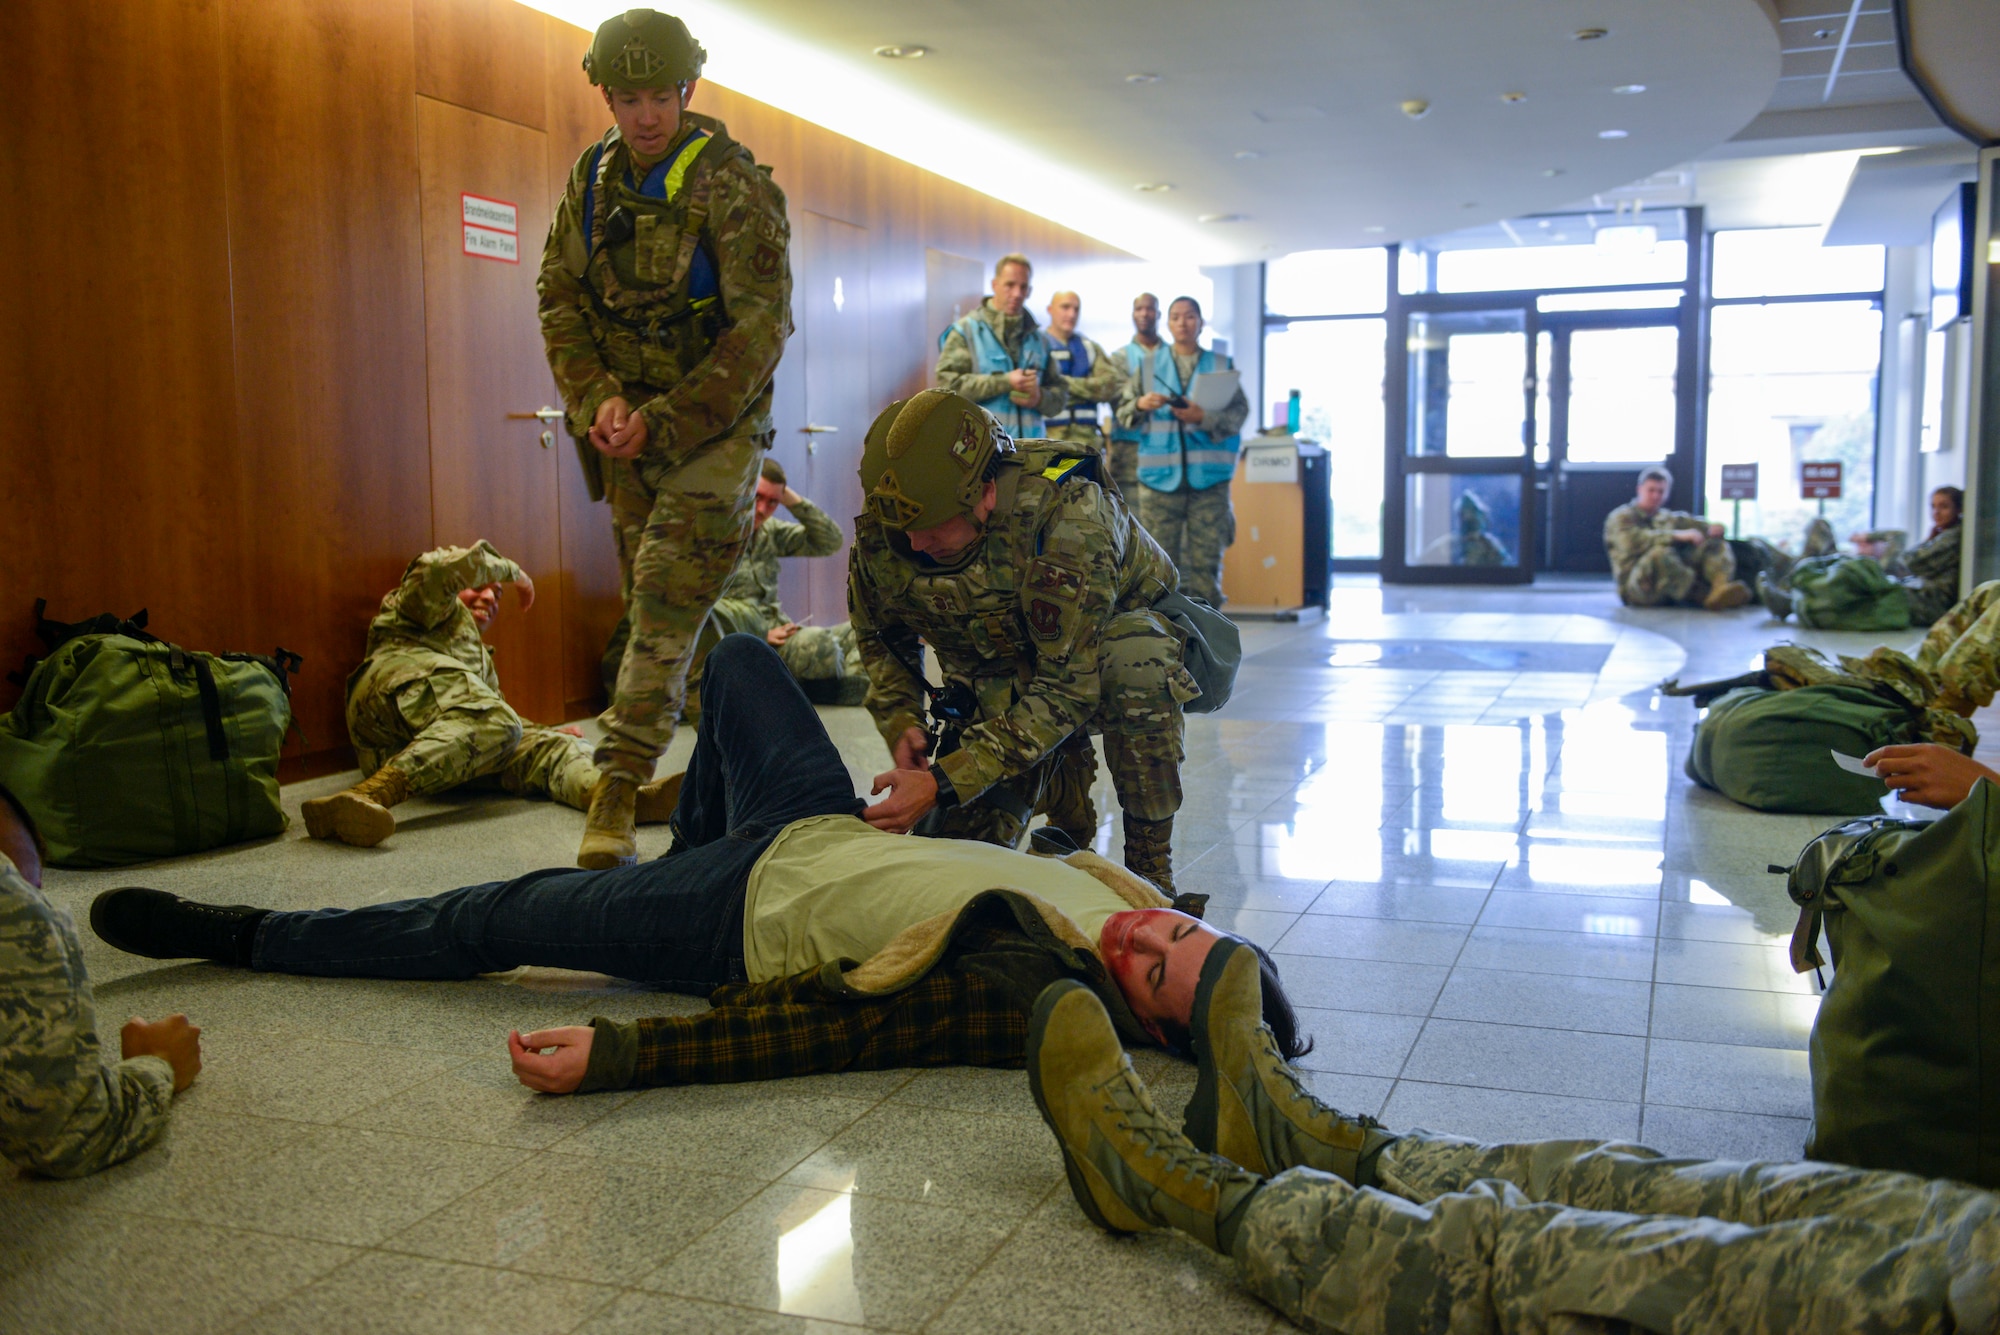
left=1027, top=598, right=1064, bottom=641
left=750, top=242, right=783, bottom=282
left=1026, top=557, right=1083, bottom=602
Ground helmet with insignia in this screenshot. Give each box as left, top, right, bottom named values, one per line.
left=859, top=390, right=1017, bottom=531
left=584, top=10, right=706, bottom=90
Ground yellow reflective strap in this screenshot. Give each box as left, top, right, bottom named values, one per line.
left=1040, top=457, right=1085, bottom=482
left=663, top=134, right=712, bottom=202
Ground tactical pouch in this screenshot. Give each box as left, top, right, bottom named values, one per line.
left=1154, top=589, right=1240, bottom=714
left=1776, top=785, right=2000, bottom=1186
left=0, top=605, right=299, bottom=867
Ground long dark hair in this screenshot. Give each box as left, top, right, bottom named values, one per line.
left=1933, top=486, right=1965, bottom=531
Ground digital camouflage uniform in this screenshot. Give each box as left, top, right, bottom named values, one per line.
left=538, top=111, right=792, bottom=783
left=1603, top=501, right=1736, bottom=607
left=1234, top=1130, right=2000, bottom=1334
left=935, top=301, right=1070, bottom=440
left=849, top=442, right=1196, bottom=852
left=0, top=854, right=174, bottom=1178
left=693, top=494, right=859, bottom=690
left=1044, top=331, right=1133, bottom=494
left=1115, top=347, right=1250, bottom=608
left=347, top=543, right=599, bottom=809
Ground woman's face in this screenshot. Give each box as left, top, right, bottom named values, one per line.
left=1099, top=909, right=1224, bottom=1044
left=1932, top=490, right=1962, bottom=530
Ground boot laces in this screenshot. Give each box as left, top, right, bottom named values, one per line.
left=1094, top=1065, right=1229, bottom=1190
left=1257, top=1024, right=1383, bottom=1132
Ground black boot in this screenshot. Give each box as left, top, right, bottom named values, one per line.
left=91, top=887, right=268, bottom=967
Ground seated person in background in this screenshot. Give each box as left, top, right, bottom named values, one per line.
left=1603, top=466, right=1752, bottom=611
left=1761, top=487, right=1963, bottom=626
left=1027, top=939, right=1997, bottom=1335
left=1, top=783, right=201, bottom=1179
left=88, top=635, right=1290, bottom=1097
left=304, top=541, right=674, bottom=848
left=687, top=457, right=863, bottom=709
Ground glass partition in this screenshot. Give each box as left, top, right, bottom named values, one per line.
left=1403, top=473, right=1525, bottom=569
left=1565, top=326, right=1678, bottom=464
left=1406, top=309, right=1530, bottom=458
left=1711, top=229, right=1885, bottom=299
left=1265, top=248, right=1388, bottom=316
left=1264, top=317, right=1386, bottom=559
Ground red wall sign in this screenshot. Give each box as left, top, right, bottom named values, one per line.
left=1800, top=461, right=1843, bottom=499
left=1719, top=463, right=1758, bottom=500
left=461, top=192, right=519, bottom=264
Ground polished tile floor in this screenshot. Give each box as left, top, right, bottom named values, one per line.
left=4, top=577, right=1981, bottom=1333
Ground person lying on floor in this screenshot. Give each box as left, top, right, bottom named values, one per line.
left=89, top=634, right=1303, bottom=1094
left=1, top=783, right=202, bottom=1178
left=1026, top=938, right=1998, bottom=1335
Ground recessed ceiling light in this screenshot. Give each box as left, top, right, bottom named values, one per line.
left=872, top=44, right=927, bottom=59
left=1233, top=149, right=1265, bottom=161
left=1198, top=212, right=1249, bottom=224
left=1537, top=219, right=1553, bottom=227
left=1612, top=83, right=1646, bottom=94
left=1543, top=167, right=1566, bottom=176
left=1363, top=225, right=1385, bottom=233
left=1598, top=128, right=1629, bottom=139
left=1500, top=91, right=1527, bottom=104
left=1573, top=27, right=1608, bottom=40
left=1401, top=99, right=1431, bottom=119
left=1813, top=27, right=1834, bottom=39
left=1133, top=182, right=1175, bottom=192
left=1125, top=72, right=1161, bottom=84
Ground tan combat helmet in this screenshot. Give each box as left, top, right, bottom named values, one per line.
left=584, top=10, right=705, bottom=89
left=860, top=390, right=1017, bottom=531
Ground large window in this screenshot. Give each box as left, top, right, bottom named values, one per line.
left=1264, top=248, right=1390, bottom=560
left=1401, top=208, right=1691, bottom=296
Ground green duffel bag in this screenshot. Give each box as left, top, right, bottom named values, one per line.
left=1790, top=554, right=1912, bottom=632
left=1781, top=782, right=2000, bottom=1187
left=1686, top=682, right=1927, bottom=813
left=0, top=607, right=301, bottom=867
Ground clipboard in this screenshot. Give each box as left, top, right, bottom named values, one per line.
left=1187, top=369, right=1240, bottom=413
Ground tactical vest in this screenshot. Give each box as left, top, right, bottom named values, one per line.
left=1131, top=344, right=1240, bottom=493
left=1044, top=332, right=1096, bottom=429
left=857, top=446, right=1172, bottom=704
left=558, top=118, right=740, bottom=392
left=951, top=311, right=1052, bottom=441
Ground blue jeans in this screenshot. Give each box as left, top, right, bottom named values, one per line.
left=253, top=635, right=867, bottom=992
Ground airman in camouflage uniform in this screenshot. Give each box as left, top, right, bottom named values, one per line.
left=1604, top=466, right=1751, bottom=610
left=302, top=542, right=675, bottom=849
left=1028, top=942, right=2000, bottom=1335
left=538, top=9, right=792, bottom=868
left=688, top=457, right=861, bottom=703
left=1041, top=290, right=1133, bottom=493
left=935, top=253, right=1069, bottom=443
left=1919, top=579, right=2000, bottom=717
left=850, top=391, right=1199, bottom=890
left=1, top=798, right=188, bottom=1178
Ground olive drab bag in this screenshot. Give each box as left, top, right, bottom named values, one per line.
left=1780, top=782, right=2000, bottom=1187
left=1155, top=589, right=1241, bottom=715
left=0, top=603, right=301, bottom=867
left=1788, top=554, right=1913, bottom=632
left=1686, top=683, right=1931, bottom=814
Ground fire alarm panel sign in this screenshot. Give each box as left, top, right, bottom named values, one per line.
left=461, top=193, right=519, bottom=264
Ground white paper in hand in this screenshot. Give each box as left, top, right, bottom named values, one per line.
left=1186, top=369, right=1240, bottom=413
left=1830, top=749, right=1882, bottom=779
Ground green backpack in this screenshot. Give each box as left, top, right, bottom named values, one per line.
left=1789, top=554, right=1912, bottom=632
left=1687, top=683, right=1929, bottom=814
left=1781, top=783, right=2000, bottom=1187
left=0, top=605, right=301, bottom=867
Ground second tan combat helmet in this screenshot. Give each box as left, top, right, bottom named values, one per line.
left=860, top=390, right=1018, bottom=531
left=583, top=9, right=705, bottom=89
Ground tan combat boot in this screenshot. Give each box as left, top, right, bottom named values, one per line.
left=300, top=766, right=411, bottom=848
left=1123, top=814, right=1176, bottom=895
left=1027, top=980, right=1263, bottom=1253
left=1703, top=579, right=1753, bottom=612
left=634, top=771, right=682, bottom=825
left=1182, top=940, right=1400, bottom=1186
left=577, top=774, right=639, bottom=869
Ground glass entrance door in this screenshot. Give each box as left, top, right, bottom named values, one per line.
left=1385, top=301, right=1537, bottom=583
left=1542, top=313, right=1683, bottom=572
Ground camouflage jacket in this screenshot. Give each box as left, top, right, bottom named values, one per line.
left=348, top=542, right=523, bottom=704
left=935, top=302, right=1070, bottom=421
left=848, top=445, right=1177, bottom=803
left=1603, top=502, right=1708, bottom=584
left=1, top=854, right=174, bottom=1178
left=717, top=497, right=843, bottom=628
left=1895, top=523, right=1961, bottom=595
left=537, top=113, right=793, bottom=481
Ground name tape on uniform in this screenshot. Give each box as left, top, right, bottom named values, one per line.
left=463, top=225, right=519, bottom=264
left=461, top=193, right=518, bottom=234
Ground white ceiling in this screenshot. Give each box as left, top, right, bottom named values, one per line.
left=528, top=0, right=1785, bottom=262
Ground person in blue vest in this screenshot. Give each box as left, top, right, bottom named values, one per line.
left=1041, top=290, right=1133, bottom=492
left=1115, top=296, right=1249, bottom=606
left=935, top=253, right=1067, bottom=441
left=1105, top=293, right=1164, bottom=500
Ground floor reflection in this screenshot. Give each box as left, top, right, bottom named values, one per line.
left=776, top=1172, right=860, bottom=1323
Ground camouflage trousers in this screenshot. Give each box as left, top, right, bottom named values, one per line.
left=1618, top=537, right=1735, bottom=608
left=926, top=608, right=1192, bottom=847
left=351, top=671, right=598, bottom=810
left=598, top=432, right=764, bottom=781
left=1046, top=422, right=1135, bottom=498
left=1235, top=1130, right=2000, bottom=1335
left=1139, top=482, right=1234, bottom=607
left=1919, top=579, right=2000, bottom=712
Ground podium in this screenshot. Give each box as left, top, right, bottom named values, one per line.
left=1220, top=431, right=1329, bottom=619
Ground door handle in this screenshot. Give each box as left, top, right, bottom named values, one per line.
left=508, top=407, right=565, bottom=423
left=801, top=424, right=840, bottom=433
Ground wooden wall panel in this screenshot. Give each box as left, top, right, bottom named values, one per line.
left=415, top=0, right=546, bottom=130
left=0, top=0, right=241, bottom=689
left=219, top=0, right=433, bottom=764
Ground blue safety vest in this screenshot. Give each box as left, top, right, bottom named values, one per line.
left=1110, top=342, right=1150, bottom=450
left=1132, top=344, right=1240, bottom=492
left=948, top=311, right=1051, bottom=439
left=1044, top=331, right=1096, bottom=430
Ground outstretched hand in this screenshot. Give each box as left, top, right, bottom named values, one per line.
left=1864, top=744, right=2000, bottom=811
left=122, top=1014, right=202, bottom=1093
left=863, top=766, right=937, bottom=833
left=509, top=1026, right=594, bottom=1095
left=512, top=573, right=536, bottom=612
